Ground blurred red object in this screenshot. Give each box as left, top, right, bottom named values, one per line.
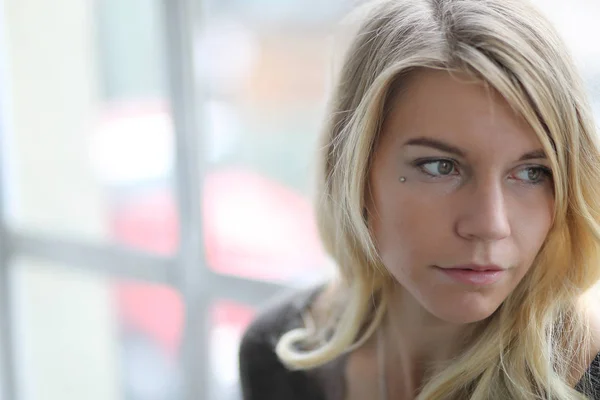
left=99, top=101, right=326, bottom=363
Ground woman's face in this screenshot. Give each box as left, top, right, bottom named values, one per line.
left=368, top=69, right=555, bottom=324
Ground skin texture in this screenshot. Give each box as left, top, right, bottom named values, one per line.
left=370, top=69, right=554, bottom=324
left=346, top=69, right=555, bottom=399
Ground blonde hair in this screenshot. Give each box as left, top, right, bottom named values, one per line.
left=276, top=0, right=600, bottom=398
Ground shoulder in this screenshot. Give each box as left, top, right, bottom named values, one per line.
left=238, top=284, right=327, bottom=400
left=588, top=300, right=600, bottom=355
left=576, top=348, right=600, bottom=398
left=586, top=295, right=600, bottom=374
left=240, top=283, right=326, bottom=350
left=581, top=289, right=600, bottom=361
left=575, top=291, right=600, bottom=396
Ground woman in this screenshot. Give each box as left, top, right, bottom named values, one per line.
left=239, top=0, right=600, bottom=398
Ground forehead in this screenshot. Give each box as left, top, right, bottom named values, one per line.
left=381, top=69, right=543, bottom=158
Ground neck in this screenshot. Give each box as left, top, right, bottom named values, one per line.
left=380, top=287, right=481, bottom=397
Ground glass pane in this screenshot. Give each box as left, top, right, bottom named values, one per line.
left=209, top=300, right=254, bottom=400
left=198, top=1, right=346, bottom=283
left=2, top=0, right=178, bottom=255
left=11, top=258, right=184, bottom=400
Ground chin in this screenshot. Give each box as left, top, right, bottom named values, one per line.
left=435, top=309, right=496, bottom=325
left=425, top=295, right=503, bottom=324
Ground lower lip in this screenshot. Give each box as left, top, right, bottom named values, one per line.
left=437, top=268, right=505, bottom=285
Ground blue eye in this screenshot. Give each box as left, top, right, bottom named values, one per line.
left=513, top=166, right=552, bottom=184
left=418, top=160, right=457, bottom=177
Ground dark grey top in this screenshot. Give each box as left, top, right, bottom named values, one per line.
left=238, top=286, right=600, bottom=400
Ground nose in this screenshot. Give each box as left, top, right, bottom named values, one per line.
left=455, top=180, right=511, bottom=242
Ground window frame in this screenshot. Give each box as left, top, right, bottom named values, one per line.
left=0, top=0, right=288, bottom=399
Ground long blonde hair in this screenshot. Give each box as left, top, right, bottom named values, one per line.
left=276, top=0, right=600, bottom=398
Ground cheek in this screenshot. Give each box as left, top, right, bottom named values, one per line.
left=495, top=186, right=553, bottom=284
left=370, top=189, right=452, bottom=270
left=511, top=199, right=554, bottom=265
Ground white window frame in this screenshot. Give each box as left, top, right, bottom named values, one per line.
left=0, top=0, right=289, bottom=399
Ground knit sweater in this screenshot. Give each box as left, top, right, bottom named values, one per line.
left=239, top=286, right=600, bottom=400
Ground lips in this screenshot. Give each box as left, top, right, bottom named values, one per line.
left=446, top=264, right=505, bottom=272
left=435, top=265, right=506, bottom=285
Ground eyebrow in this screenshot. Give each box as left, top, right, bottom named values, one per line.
left=403, top=137, right=547, bottom=161
left=403, top=137, right=466, bottom=157
left=518, top=149, right=547, bottom=161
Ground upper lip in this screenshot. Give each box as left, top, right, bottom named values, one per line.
left=441, top=264, right=505, bottom=271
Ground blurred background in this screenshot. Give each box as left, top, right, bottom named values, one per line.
left=0, top=0, right=598, bottom=400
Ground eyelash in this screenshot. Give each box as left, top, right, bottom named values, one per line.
left=514, top=165, right=553, bottom=185
left=409, top=158, right=453, bottom=178
left=412, top=158, right=553, bottom=185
